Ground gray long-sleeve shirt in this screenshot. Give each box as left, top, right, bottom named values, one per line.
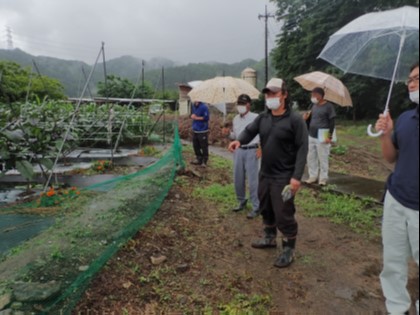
left=230, top=112, right=260, bottom=145
left=238, top=110, right=309, bottom=181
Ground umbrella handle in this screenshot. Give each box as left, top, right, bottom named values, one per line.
left=367, top=124, right=383, bottom=138
left=367, top=110, right=388, bottom=138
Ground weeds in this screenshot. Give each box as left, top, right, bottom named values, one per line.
left=217, top=294, right=271, bottom=314
left=193, top=184, right=236, bottom=213
left=211, top=154, right=233, bottom=171
left=140, top=146, right=160, bottom=157
left=297, top=188, right=382, bottom=236
left=331, top=145, right=349, bottom=156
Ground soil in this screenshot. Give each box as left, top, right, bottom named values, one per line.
left=75, top=150, right=418, bottom=314
left=330, top=137, right=394, bottom=183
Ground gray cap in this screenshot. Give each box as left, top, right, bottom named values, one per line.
left=262, top=78, right=285, bottom=93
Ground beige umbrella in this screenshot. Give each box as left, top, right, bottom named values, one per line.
left=188, top=76, right=260, bottom=105
left=294, top=71, right=353, bottom=107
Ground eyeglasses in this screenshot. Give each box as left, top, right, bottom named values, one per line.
left=406, top=76, right=420, bottom=86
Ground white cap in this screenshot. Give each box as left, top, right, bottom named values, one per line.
left=262, top=78, right=285, bottom=93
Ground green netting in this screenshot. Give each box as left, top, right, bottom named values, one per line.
left=0, top=126, right=184, bottom=315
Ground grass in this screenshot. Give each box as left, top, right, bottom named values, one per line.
left=296, top=188, right=383, bottom=236
left=210, top=154, right=234, bottom=170
left=193, top=183, right=237, bottom=213
left=200, top=294, right=271, bottom=315
left=331, top=144, right=349, bottom=156
left=217, top=294, right=272, bottom=314
left=336, top=121, right=382, bottom=154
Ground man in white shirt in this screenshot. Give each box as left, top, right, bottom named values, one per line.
left=223, top=94, right=261, bottom=219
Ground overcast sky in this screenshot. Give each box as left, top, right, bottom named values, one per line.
left=0, top=0, right=281, bottom=64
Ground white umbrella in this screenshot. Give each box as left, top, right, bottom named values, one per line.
left=319, top=6, right=419, bottom=137
left=294, top=71, right=353, bottom=107
left=188, top=76, right=260, bottom=105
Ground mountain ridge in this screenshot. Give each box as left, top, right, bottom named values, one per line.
left=0, top=49, right=273, bottom=97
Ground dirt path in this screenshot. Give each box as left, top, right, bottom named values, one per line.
left=75, top=150, right=418, bottom=314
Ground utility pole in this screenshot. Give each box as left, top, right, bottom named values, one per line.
left=142, top=60, right=146, bottom=99
left=162, top=66, right=165, bottom=98
left=259, top=6, right=275, bottom=85
left=6, top=26, right=14, bottom=50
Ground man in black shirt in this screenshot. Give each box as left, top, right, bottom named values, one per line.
left=229, top=78, right=309, bottom=268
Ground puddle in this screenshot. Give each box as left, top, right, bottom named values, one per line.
left=328, top=173, right=386, bottom=201
left=0, top=214, right=55, bottom=254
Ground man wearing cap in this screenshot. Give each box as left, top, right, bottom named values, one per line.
left=223, top=94, right=261, bottom=219
left=229, top=79, right=308, bottom=268
left=191, top=101, right=210, bottom=167
left=304, top=87, right=336, bottom=186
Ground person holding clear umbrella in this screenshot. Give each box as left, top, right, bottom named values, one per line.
left=375, top=63, right=419, bottom=315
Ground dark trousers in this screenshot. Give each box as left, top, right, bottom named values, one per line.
left=259, top=176, right=298, bottom=238
left=193, top=132, right=209, bottom=164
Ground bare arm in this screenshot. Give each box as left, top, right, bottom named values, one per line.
left=376, top=113, right=398, bottom=164
left=380, top=134, right=398, bottom=164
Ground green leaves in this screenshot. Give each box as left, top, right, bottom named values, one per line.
left=39, top=158, right=54, bottom=170
left=271, top=0, right=419, bottom=119
left=97, top=75, right=154, bottom=99
left=16, top=160, right=35, bottom=181
left=0, top=61, right=65, bottom=103
left=0, top=101, right=154, bottom=179
left=2, top=130, right=25, bottom=142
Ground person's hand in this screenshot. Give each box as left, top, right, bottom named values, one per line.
left=325, top=138, right=333, bottom=144
left=290, top=178, right=302, bottom=195
left=229, top=141, right=241, bottom=152
left=375, top=113, right=394, bottom=136
left=222, top=127, right=231, bottom=136
left=256, top=147, right=262, bottom=159
left=191, top=114, right=199, bottom=120
left=303, top=112, right=311, bottom=121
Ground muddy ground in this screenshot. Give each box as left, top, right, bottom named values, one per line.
left=75, top=148, right=418, bottom=314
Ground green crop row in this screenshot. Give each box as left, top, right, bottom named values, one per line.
left=0, top=100, right=170, bottom=182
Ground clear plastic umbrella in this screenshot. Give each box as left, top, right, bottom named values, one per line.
left=319, top=6, right=419, bottom=137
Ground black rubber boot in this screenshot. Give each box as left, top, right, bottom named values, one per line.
left=232, top=200, right=248, bottom=212
left=191, top=159, right=203, bottom=166
left=252, top=227, right=278, bottom=249
left=274, top=238, right=296, bottom=268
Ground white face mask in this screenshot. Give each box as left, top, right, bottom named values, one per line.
left=311, top=97, right=320, bottom=105
left=410, top=90, right=420, bottom=104
left=266, top=98, right=281, bottom=111
left=237, top=106, right=248, bottom=115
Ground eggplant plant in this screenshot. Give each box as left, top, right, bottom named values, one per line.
left=0, top=100, right=157, bottom=183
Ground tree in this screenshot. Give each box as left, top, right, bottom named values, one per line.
left=0, top=61, right=65, bottom=103
left=97, top=75, right=155, bottom=99
left=270, top=0, right=419, bottom=119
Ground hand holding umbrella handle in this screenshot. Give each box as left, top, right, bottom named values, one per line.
left=367, top=124, right=384, bottom=137
left=367, top=110, right=388, bottom=138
